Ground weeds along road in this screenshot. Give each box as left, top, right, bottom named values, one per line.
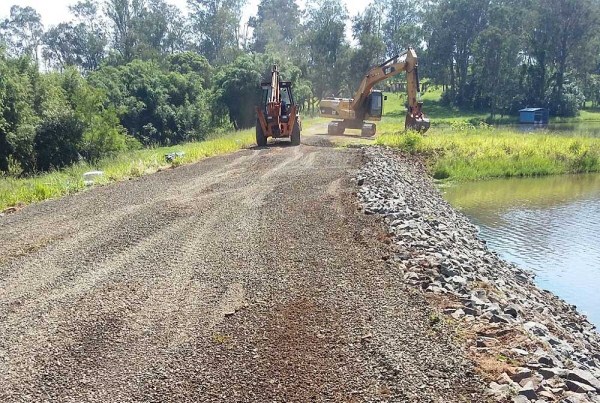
left=0, top=135, right=484, bottom=402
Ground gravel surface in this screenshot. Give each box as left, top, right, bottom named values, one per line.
left=0, top=139, right=485, bottom=402
left=357, top=146, right=600, bottom=403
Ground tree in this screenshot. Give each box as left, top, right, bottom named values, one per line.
left=69, top=0, right=108, bottom=71
left=104, top=0, right=144, bottom=62
left=0, top=6, right=44, bottom=63
left=378, top=0, right=423, bottom=57
left=89, top=59, right=215, bottom=144
left=0, top=55, right=39, bottom=173
left=347, top=5, right=386, bottom=94
left=540, top=0, right=598, bottom=115
left=134, top=0, right=190, bottom=58
left=425, top=0, right=490, bottom=106
left=302, top=0, right=349, bottom=98
left=34, top=113, right=86, bottom=171
left=470, top=0, right=528, bottom=116
left=250, top=0, right=301, bottom=53
left=213, top=55, right=261, bottom=129
left=187, top=0, right=247, bottom=64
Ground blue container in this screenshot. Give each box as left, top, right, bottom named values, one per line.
left=519, top=108, right=549, bottom=124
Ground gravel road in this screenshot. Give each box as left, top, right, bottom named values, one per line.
left=0, top=137, right=485, bottom=402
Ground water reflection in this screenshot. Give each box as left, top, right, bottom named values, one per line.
left=444, top=174, right=600, bottom=327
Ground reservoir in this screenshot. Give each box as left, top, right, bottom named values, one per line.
left=443, top=174, right=600, bottom=327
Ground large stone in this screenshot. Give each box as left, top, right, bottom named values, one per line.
left=504, top=305, right=520, bottom=318
left=539, top=367, right=568, bottom=379
left=518, top=381, right=537, bottom=400
left=565, top=379, right=596, bottom=393
left=508, top=367, right=533, bottom=383
left=538, top=390, right=556, bottom=400
left=562, top=392, right=595, bottom=403
left=567, top=369, right=600, bottom=392
left=523, top=321, right=549, bottom=337
left=537, top=355, right=560, bottom=368
left=450, top=309, right=465, bottom=320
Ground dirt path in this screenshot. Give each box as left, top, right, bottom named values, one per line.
left=0, top=137, right=484, bottom=402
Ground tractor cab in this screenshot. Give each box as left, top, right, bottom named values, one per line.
left=260, top=81, right=295, bottom=123
left=255, top=66, right=301, bottom=146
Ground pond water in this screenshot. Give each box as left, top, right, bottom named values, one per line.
left=504, top=122, right=600, bottom=136
left=443, top=174, right=600, bottom=327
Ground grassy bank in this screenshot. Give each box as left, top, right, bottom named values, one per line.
left=377, top=125, right=600, bottom=181
left=0, top=129, right=255, bottom=211
left=384, top=87, right=600, bottom=125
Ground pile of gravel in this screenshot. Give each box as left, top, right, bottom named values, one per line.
left=356, top=146, right=600, bottom=403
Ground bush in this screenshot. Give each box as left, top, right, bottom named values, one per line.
left=80, top=109, right=134, bottom=161
left=34, top=113, right=85, bottom=171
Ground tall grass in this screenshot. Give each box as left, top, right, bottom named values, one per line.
left=0, top=129, right=255, bottom=211
left=377, top=124, right=600, bottom=181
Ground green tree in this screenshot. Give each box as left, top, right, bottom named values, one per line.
left=104, top=0, right=144, bottom=62
left=0, top=55, right=39, bottom=173
left=378, top=0, right=423, bottom=57
left=347, top=5, right=386, bottom=94
left=302, top=0, right=349, bottom=98
left=249, top=0, right=301, bottom=53
left=34, top=113, right=85, bottom=171
left=0, top=6, right=44, bottom=63
left=187, top=0, right=247, bottom=64
left=213, top=54, right=261, bottom=129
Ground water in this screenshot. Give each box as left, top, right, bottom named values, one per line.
left=506, top=122, right=600, bottom=136
left=443, top=174, right=600, bottom=327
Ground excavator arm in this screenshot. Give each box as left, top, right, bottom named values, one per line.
left=352, top=48, right=430, bottom=132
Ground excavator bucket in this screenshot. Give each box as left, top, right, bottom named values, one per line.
left=405, top=114, right=431, bottom=133
left=405, top=101, right=430, bottom=133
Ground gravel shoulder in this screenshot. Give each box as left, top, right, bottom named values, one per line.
left=0, top=139, right=485, bottom=402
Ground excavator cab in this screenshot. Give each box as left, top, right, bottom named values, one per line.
left=366, top=91, right=384, bottom=119
left=256, top=65, right=302, bottom=147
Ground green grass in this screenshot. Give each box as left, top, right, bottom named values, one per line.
left=0, top=129, right=255, bottom=211
left=383, top=86, right=600, bottom=125
left=377, top=124, right=600, bottom=181
left=383, top=88, right=515, bottom=126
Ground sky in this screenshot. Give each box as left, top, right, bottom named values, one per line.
left=0, top=0, right=369, bottom=28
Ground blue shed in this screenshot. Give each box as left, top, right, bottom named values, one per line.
left=519, top=108, right=549, bottom=124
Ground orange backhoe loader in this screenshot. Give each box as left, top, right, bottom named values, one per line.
left=256, top=65, right=301, bottom=146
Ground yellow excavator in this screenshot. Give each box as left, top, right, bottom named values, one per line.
left=319, top=47, right=430, bottom=136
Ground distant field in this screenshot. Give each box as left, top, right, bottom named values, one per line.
left=382, top=87, right=600, bottom=125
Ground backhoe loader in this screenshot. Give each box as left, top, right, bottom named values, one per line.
left=319, top=47, right=430, bottom=136
left=256, top=65, right=301, bottom=146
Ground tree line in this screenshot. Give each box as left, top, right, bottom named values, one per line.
left=1, top=0, right=599, bottom=174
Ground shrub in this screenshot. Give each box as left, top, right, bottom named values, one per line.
left=34, top=113, right=85, bottom=171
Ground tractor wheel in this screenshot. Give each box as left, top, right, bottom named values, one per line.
left=291, top=122, right=301, bottom=146
left=256, top=119, right=267, bottom=147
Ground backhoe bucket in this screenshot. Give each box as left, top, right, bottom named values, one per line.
left=405, top=114, right=431, bottom=133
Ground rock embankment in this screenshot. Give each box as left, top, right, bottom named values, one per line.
left=357, top=146, right=600, bottom=403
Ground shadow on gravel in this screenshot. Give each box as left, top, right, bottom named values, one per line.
left=249, top=141, right=296, bottom=151
left=314, top=132, right=376, bottom=140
